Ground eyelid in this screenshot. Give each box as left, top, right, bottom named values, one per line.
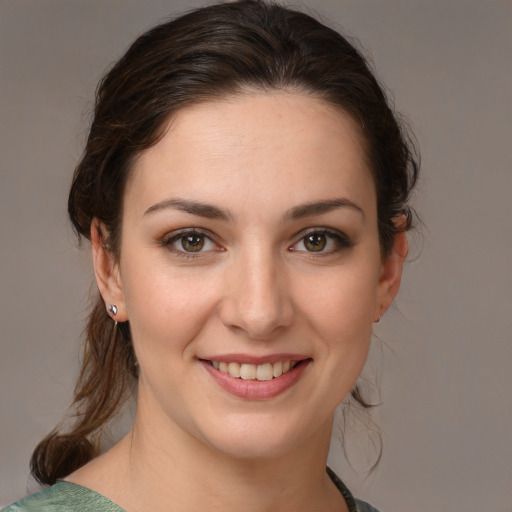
left=162, top=227, right=217, bottom=243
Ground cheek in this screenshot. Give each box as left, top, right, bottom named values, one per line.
left=298, top=262, right=380, bottom=329
left=120, top=263, right=221, bottom=363
left=293, top=255, right=380, bottom=374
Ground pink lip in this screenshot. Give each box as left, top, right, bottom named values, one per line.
left=200, top=358, right=311, bottom=400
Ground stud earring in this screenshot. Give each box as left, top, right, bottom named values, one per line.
left=106, top=304, right=119, bottom=339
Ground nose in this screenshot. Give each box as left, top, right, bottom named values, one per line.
left=218, top=247, right=295, bottom=340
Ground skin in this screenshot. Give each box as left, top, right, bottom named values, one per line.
left=69, top=92, right=407, bottom=512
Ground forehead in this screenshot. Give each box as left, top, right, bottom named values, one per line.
left=126, top=92, right=375, bottom=219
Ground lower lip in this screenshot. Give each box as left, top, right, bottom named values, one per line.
left=201, top=360, right=311, bottom=400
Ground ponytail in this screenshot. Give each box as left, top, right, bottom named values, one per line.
left=30, top=296, right=137, bottom=485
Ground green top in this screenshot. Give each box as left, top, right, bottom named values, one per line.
left=3, top=483, right=122, bottom=512
left=3, top=468, right=379, bottom=512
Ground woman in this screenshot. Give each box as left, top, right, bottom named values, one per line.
left=4, top=1, right=418, bottom=511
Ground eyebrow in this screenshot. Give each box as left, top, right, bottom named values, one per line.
left=285, top=198, right=365, bottom=221
left=144, top=197, right=364, bottom=221
left=144, top=198, right=232, bottom=220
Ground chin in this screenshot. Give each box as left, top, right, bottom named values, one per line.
left=196, top=412, right=326, bottom=461
left=208, top=433, right=298, bottom=461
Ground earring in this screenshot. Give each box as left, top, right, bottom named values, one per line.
left=106, top=305, right=119, bottom=343
left=374, top=306, right=382, bottom=323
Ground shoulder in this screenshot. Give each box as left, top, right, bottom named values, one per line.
left=2, top=482, right=125, bottom=512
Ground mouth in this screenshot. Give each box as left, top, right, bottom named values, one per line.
left=207, top=359, right=301, bottom=381
left=199, top=356, right=311, bottom=399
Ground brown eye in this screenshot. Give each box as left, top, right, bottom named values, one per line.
left=290, top=228, right=353, bottom=255
left=181, top=234, right=205, bottom=252
left=164, top=229, right=219, bottom=257
left=304, top=233, right=327, bottom=252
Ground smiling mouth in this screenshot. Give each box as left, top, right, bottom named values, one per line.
left=206, top=360, right=303, bottom=381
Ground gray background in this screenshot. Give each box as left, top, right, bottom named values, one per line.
left=1, top=1, right=511, bottom=510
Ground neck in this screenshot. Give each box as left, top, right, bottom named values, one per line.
left=113, top=407, right=345, bottom=512
left=67, top=391, right=347, bottom=512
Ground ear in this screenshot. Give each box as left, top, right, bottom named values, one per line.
left=374, top=221, right=408, bottom=322
left=91, top=220, right=128, bottom=322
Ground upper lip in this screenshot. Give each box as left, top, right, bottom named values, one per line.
left=200, top=353, right=310, bottom=365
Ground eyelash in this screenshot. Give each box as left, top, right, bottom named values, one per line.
left=161, top=227, right=354, bottom=259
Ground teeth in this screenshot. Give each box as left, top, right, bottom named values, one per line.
left=273, top=361, right=283, bottom=377
left=228, top=362, right=241, bottom=378
left=256, top=363, right=274, bottom=381
left=212, top=360, right=298, bottom=381
left=240, top=363, right=256, bottom=380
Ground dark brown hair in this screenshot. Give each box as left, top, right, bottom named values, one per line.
left=31, top=0, right=419, bottom=485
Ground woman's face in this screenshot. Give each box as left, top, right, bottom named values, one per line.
left=103, top=92, right=400, bottom=459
